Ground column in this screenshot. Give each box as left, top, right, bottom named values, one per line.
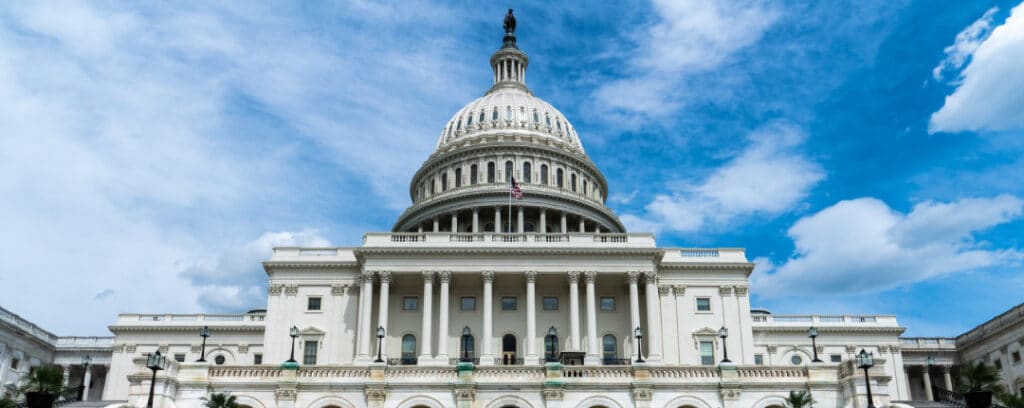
left=62, top=365, right=70, bottom=387
left=480, top=271, right=495, bottom=365
left=525, top=271, right=538, bottom=363
left=517, top=207, right=524, bottom=233
left=568, top=271, right=581, bottom=351
left=644, top=272, right=662, bottom=361
left=451, top=213, right=458, bottom=232
left=905, top=367, right=913, bottom=400
left=356, top=272, right=375, bottom=361
left=923, top=365, right=934, bottom=401
left=539, top=209, right=547, bottom=233
left=472, top=208, right=480, bottom=233
left=82, top=365, right=92, bottom=401
left=942, top=365, right=953, bottom=391
left=437, top=271, right=451, bottom=361
left=376, top=271, right=391, bottom=360
left=417, top=225, right=424, bottom=233
left=579, top=218, right=585, bottom=232
left=584, top=271, right=599, bottom=365
left=495, top=207, right=502, bottom=233
left=419, top=272, right=434, bottom=362
left=560, top=212, right=567, bottom=233
left=433, top=217, right=439, bottom=232
left=627, top=272, right=641, bottom=360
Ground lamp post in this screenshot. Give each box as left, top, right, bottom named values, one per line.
left=461, top=326, right=473, bottom=363
left=286, top=326, right=299, bottom=363
left=718, top=326, right=731, bottom=363
left=634, top=326, right=645, bottom=363
left=145, top=351, right=166, bottom=408
left=808, top=326, right=822, bottom=362
left=197, top=325, right=210, bottom=362
left=856, top=349, right=875, bottom=408
left=545, top=326, right=558, bottom=363
left=375, top=326, right=385, bottom=363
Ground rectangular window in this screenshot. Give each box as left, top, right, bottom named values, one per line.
left=10, top=358, right=18, bottom=370
left=831, top=354, right=842, bottom=363
left=696, top=297, right=711, bottom=312
left=174, top=353, right=185, bottom=362
left=995, top=359, right=1003, bottom=370
left=754, top=354, right=764, bottom=365
left=254, top=353, right=263, bottom=365
left=600, top=296, right=615, bottom=311
left=542, top=296, right=559, bottom=311
left=403, top=296, right=418, bottom=311
left=303, top=341, right=318, bottom=365
left=700, top=341, right=714, bottom=366
left=1014, top=351, right=1021, bottom=363
left=502, top=296, right=518, bottom=311
left=307, top=297, right=322, bottom=311
left=461, top=296, right=477, bottom=311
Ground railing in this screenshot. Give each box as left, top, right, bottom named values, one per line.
left=130, top=313, right=264, bottom=323
left=495, top=357, right=525, bottom=365
left=594, top=234, right=628, bottom=243
left=362, top=232, right=657, bottom=247
left=387, top=358, right=418, bottom=366
left=932, top=386, right=966, bottom=408
left=773, top=316, right=814, bottom=323
left=602, top=358, right=631, bottom=366
left=54, top=385, right=85, bottom=407
left=209, top=366, right=282, bottom=378
left=752, top=314, right=894, bottom=325
left=737, top=367, right=807, bottom=379
left=680, top=249, right=719, bottom=258
left=562, top=366, right=632, bottom=379
left=449, top=358, right=480, bottom=365
left=0, top=305, right=59, bottom=344
left=390, top=233, right=425, bottom=242
left=298, top=248, right=338, bottom=256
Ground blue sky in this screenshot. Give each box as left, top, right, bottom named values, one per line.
left=1, top=1, right=1022, bottom=337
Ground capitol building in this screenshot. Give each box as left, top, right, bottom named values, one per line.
left=3, top=13, right=1023, bottom=408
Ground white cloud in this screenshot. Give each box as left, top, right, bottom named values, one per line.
left=621, top=122, right=824, bottom=233
left=932, top=7, right=999, bottom=82
left=930, top=4, right=1024, bottom=133
left=593, top=0, right=780, bottom=118
left=752, top=195, right=1023, bottom=298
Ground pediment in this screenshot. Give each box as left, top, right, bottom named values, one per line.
left=299, top=326, right=326, bottom=336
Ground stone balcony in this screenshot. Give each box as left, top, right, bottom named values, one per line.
left=361, top=232, right=658, bottom=248
left=112, top=312, right=267, bottom=331
left=751, top=314, right=899, bottom=326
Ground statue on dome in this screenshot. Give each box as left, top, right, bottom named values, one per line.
left=504, top=9, right=516, bottom=35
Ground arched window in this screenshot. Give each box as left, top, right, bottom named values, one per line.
left=455, top=168, right=462, bottom=188
left=556, top=120, right=562, bottom=131
left=492, top=109, right=499, bottom=121
left=505, top=161, right=513, bottom=182
left=467, top=113, right=473, bottom=126
left=545, top=328, right=559, bottom=362
left=470, top=164, right=478, bottom=185
left=541, top=164, right=548, bottom=184
left=570, top=174, right=577, bottom=192
left=460, top=329, right=475, bottom=363
left=430, top=178, right=436, bottom=195
left=479, top=111, right=485, bottom=123
left=502, top=334, right=518, bottom=365
left=401, top=334, right=417, bottom=365
left=487, top=162, right=496, bottom=183
left=441, top=173, right=448, bottom=191
left=533, top=111, right=539, bottom=123
left=505, top=106, right=513, bottom=120
left=602, top=335, right=617, bottom=364
left=523, top=162, right=532, bottom=183
left=456, top=118, right=461, bottom=130
left=583, top=180, right=587, bottom=195
left=545, top=114, right=551, bottom=127
left=556, top=169, right=564, bottom=188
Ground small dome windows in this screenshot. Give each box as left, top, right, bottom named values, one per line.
left=456, top=118, right=462, bottom=130
left=545, top=114, right=551, bottom=127
left=479, top=111, right=485, bottom=123
left=492, top=109, right=499, bottom=121
left=556, top=120, right=562, bottom=131
left=505, top=106, right=513, bottom=120
left=533, top=111, right=539, bottom=123
left=467, top=113, right=473, bottom=126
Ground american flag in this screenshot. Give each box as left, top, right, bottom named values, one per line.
left=510, top=176, right=523, bottom=199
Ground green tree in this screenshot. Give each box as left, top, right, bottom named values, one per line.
left=18, top=366, right=66, bottom=395
left=996, top=390, right=1024, bottom=408
left=784, top=390, right=815, bottom=408
left=201, top=392, right=238, bottom=408
left=0, top=397, right=18, bottom=408
left=959, top=360, right=1000, bottom=393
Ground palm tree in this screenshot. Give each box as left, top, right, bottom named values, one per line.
left=18, top=366, right=66, bottom=395
left=201, top=392, right=238, bottom=408
left=996, top=390, right=1024, bottom=408
left=784, top=390, right=815, bottom=408
left=958, top=360, right=1000, bottom=393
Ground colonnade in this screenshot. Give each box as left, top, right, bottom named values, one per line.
left=415, top=207, right=606, bottom=234
left=904, top=364, right=954, bottom=401
left=353, top=270, right=662, bottom=365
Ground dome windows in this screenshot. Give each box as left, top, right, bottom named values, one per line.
left=430, top=178, right=436, bottom=195
left=487, top=162, right=496, bottom=183
left=545, top=114, right=551, bottom=127
left=479, top=111, right=485, bottom=123
left=505, top=106, right=513, bottom=121
left=523, top=162, right=532, bottom=183
left=470, top=164, right=478, bottom=185
left=456, top=119, right=461, bottom=130
left=442, top=173, right=448, bottom=191
left=556, top=169, right=564, bottom=188
left=556, top=120, right=562, bottom=131
left=570, top=174, right=577, bottom=192
left=504, top=161, right=513, bottom=182
left=533, top=111, right=539, bottom=123
left=492, top=109, right=499, bottom=121
left=540, top=164, right=548, bottom=185
left=454, top=168, right=462, bottom=188
left=467, top=114, right=473, bottom=126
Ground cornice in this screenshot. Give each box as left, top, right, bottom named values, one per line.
left=262, top=261, right=360, bottom=274
left=108, top=325, right=265, bottom=334
left=658, top=262, right=755, bottom=271
left=356, top=247, right=664, bottom=258
left=752, top=326, right=906, bottom=335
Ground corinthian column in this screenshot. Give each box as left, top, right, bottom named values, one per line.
left=942, top=365, right=953, bottom=392
left=356, top=271, right=375, bottom=362
left=419, top=271, right=434, bottom=362
left=644, top=272, right=662, bottom=361
left=584, top=271, right=599, bottom=365
left=525, top=271, right=538, bottom=363
left=480, top=271, right=495, bottom=365
left=627, top=272, right=641, bottom=360
left=923, top=365, right=934, bottom=401
left=377, top=271, right=392, bottom=359
left=568, top=271, right=581, bottom=351
left=437, top=271, right=451, bottom=362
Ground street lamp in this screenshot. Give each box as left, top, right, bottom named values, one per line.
left=718, top=326, right=731, bottom=363
left=197, top=325, right=210, bottom=362
left=856, top=349, right=875, bottom=408
left=545, top=326, right=558, bottom=363
left=808, top=326, right=822, bottom=362
left=461, top=326, right=473, bottom=363
left=634, top=326, right=645, bottom=363
left=375, top=326, right=386, bottom=363
left=286, top=326, right=299, bottom=363
left=145, top=351, right=166, bottom=408
left=926, top=355, right=935, bottom=367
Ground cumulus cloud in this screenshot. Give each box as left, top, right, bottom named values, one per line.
left=752, top=195, right=1024, bottom=298
left=180, top=230, right=331, bottom=312
left=930, top=4, right=1024, bottom=133
left=620, top=122, right=824, bottom=233
left=593, top=0, right=780, bottom=118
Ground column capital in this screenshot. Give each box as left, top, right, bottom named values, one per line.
left=734, top=286, right=748, bottom=296
left=567, top=271, right=580, bottom=284
left=673, top=285, right=686, bottom=296
left=379, top=271, right=393, bottom=284
left=525, top=270, right=537, bottom=283
left=437, top=270, right=451, bottom=283
left=643, top=271, right=658, bottom=284
left=582, top=271, right=596, bottom=284
left=268, top=284, right=284, bottom=296
left=361, top=271, right=375, bottom=282
left=719, top=285, right=733, bottom=296
left=423, top=270, right=435, bottom=283
left=626, top=271, right=639, bottom=284
left=922, top=365, right=931, bottom=374
left=481, top=270, right=495, bottom=282
left=942, top=365, right=951, bottom=373
left=657, top=285, right=672, bottom=296
left=331, top=284, right=349, bottom=296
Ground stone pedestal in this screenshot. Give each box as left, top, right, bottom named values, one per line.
left=275, top=362, right=299, bottom=408
left=718, top=363, right=742, bottom=408
left=454, top=362, right=476, bottom=408
left=365, top=364, right=387, bottom=408
left=543, top=362, right=565, bottom=408
left=631, top=363, right=653, bottom=408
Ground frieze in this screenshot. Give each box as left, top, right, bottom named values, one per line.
left=191, top=344, right=202, bottom=353
left=238, top=344, right=249, bottom=354
left=766, top=345, right=778, bottom=353
left=125, top=344, right=137, bottom=353
left=542, top=388, right=564, bottom=400
left=454, top=388, right=476, bottom=401
left=365, top=388, right=387, bottom=401
left=274, top=389, right=297, bottom=401
left=268, top=284, right=284, bottom=296
left=525, top=270, right=537, bottom=283
left=284, top=284, right=299, bottom=296
left=720, top=387, right=742, bottom=401
left=632, top=387, right=653, bottom=401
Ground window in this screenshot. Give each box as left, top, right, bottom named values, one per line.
left=505, top=161, right=513, bottom=182
left=542, top=296, right=559, bottom=311
left=602, top=334, right=617, bottom=363
left=545, top=333, right=559, bottom=362
left=455, top=168, right=462, bottom=188
left=505, top=106, right=513, bottom=120
left=487, top=162, right=496, bottom=183
left=403, top=296, right=419, bottom=311
left=523, top=162, right=532, bottom=183
left=571, top=174, right=577, bottom=192
left=303, top=341, right=317, bottom=365
left=1014, top=351, right=1021, bottom=364
left=479, top=111, right=485, bottom=123
left=441, top=173, right=448, bottom=191
left=791, top=355, right=803, bottom=365
left=600, top=297, right=615, bottom=311
left=556, top=120, right=562, bottom=130
left=470, top=164, right=478, bottom=185
left=545, top=114, right=551, bottom=127
left=401, top=335, right=417, bottom=364
left=700, top=341, right=714, bottom=365
left=696, top=297, right=711, bottom=312
left=754, top=354, right=764, bottom=365
left=583, top=180, right=588, bottom=195
left=461, top=296, right=477, bottom=311
left=456, top=118, right=461, bottom=130
left=533, top=111, right=539, bottom=123
left=466, top=113, right=473, bottom=126
left=996, top=359, right=1003, bottom=370
left=430, top=178, right=435, bottom=195
left=254, top=353, right=263, bottom=365
left=214, top=355, right=226, bottom=365
left=540, top=164, right=548, bottom=184
left=830, top=354, right=842, bottom=363
left=307, top=297, right=322, bottom=311
left=556, top=169, right=564, bottom=188
left=492, top=109, right=498, bottom=121
left=10, top=359, right=18, bottom=370
left=502, top=296, right=518, bottom=311
left=174, top=353, right=185, bottom=362
left=461, top=334, right=475, bottom=360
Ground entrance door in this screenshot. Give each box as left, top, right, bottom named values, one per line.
left=502, top=334, right=517, bottom=365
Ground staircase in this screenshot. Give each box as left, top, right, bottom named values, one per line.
left=893, top=401, right=956, bottom=408
left=61, top=400, right=128, bottom=408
